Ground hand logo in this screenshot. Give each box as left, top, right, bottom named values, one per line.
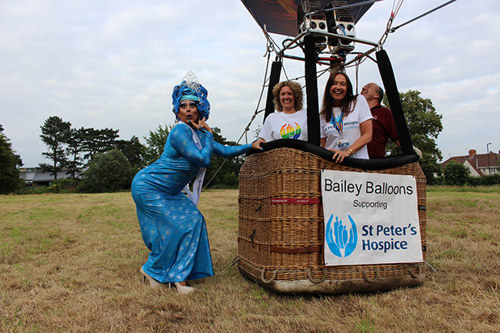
left=326, top=214, right=358, bottom=257
left=280, top=122, right=301, bottom=139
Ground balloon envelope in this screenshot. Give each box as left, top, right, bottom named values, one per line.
left=241, top=0, right=374, bottom=36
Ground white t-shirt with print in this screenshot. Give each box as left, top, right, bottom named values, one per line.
left=259, top=109, right=308, bottom=141
left=320, top=95, right=372, bottom=159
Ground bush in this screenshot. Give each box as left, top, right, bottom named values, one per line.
left=15, top=186, right=51, bottom=195
left=49, top=178, right=80, bottom=193
left=466, top=174, right=500, bottom=186
left=78, top=149, right=133, bottom=193
left=0, top=125, right=23, bottom=194
left=443, top=162, right=470, bottom=185
left=436, top=168, right=500, bottom=187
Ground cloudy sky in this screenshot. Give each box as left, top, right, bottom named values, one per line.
left=1, top=0, right=498, bottom=167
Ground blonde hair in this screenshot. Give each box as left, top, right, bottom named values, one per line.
left=272, top=81, right=303, bottom=111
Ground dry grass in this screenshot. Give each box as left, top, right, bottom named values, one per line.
left=0, top=187, right=499, bottom=332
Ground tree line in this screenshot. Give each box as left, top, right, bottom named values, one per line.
left=39, top=116, right=126, bottom=180
left=0, top=125, right=24, bottom=193
left=384, top=90, right=442, bottom=183
left=6, top=116, right=243, bottom=193
left=2, top=90, right=496, bottom=194
left=440, top=161, right=500, bottom=186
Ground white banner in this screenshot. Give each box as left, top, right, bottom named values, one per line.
left=321, top=170, right=423, bottom=266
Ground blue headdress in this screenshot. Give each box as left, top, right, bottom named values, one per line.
left=172, top=71, right=210, bottom=120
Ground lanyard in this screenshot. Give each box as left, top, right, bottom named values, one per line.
left=330, top=110, right=344, bottom=135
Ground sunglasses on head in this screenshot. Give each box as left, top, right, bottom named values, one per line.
left=179, top=101, right=197, bottom=109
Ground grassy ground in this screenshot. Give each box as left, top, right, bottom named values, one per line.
left=0, top=187, right=498, bottom=332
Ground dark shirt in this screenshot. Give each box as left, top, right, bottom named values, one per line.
left=367, top=104, right=398, bottom=159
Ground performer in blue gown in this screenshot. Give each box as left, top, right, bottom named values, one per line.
left=132, top=72, right=262, bottom=294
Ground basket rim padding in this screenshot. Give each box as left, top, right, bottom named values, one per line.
left=249, top=138, right=419, bottom=170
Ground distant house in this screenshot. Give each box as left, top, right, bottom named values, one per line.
left=441, top=149, right=500, bottom=177
left=19, top=167, right=76, bottom=187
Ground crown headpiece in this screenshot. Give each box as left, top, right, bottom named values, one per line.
left=172, top=71, right=210, bottom=120
left=182, top=71, right=202, bottom=93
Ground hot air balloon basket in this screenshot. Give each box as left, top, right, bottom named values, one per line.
left=237, top=147, right=427, bottom=294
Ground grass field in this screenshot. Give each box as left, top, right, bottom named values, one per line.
left=0, top=186, right=499, bottom=332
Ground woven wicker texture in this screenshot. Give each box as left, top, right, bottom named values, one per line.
left=238, top=147, right=427, bottom=294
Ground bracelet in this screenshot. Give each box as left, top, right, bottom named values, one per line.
left=346, top=148, right=353, bottom=155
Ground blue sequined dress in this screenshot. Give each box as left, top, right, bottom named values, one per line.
left=131, top=122, right=251, bottom=283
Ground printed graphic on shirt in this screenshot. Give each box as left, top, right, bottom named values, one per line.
left=280, top=122, right=301, bottom=139
left=324, top=119, right=360, bottom=136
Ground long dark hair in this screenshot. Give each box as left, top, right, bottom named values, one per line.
left=320, top=72, right=357, bottom=122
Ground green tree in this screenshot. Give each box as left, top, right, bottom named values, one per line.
left=65, top=127, right=86, bottom=179
left=78, top=149, right=133, bottom=193
left=0, top=125, right=23, bottom=194
left=204, top=127, right=245, bottom=189
left=115, top=136, right=146, bottom=174
left=143, top=124, right=172, bottom=165
left=39, top=116, right=71, bottom=180
left=385, top=90, right=443, bottom=183
left=443, top=161, right=470, bottom=185
left=81, top=127, right=119, bottom=161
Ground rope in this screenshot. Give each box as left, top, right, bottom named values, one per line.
left=378, top=0, right=402, bottom=46
left=362, top=269, right=379, bottom=283
left=390, top=0, right=456, bottom=33
left=260, top=267, right=278, bottom=283
left=392, top=0, right=405, bottom=18
left=307, top=268, right=327, bottom=284
left=260, top=25, right=281, bottom=59
left=203, top=0, right=453, bottom=189
left=201, top=47, right=272, bottom=190
left=229, top=255, right=240, bottom=267
left=425, top=261, right=438, bottom=274
left=408, top=264, right=423, bottom=279
left=355, top=57, right=360, bottom=94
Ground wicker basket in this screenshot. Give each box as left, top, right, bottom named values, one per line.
left=238, top=147, right=426, bottom=294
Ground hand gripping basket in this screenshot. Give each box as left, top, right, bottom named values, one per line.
left=238, top=146, right=426, bottom=294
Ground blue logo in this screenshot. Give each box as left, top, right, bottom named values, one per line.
left=326, top=214, right=358, bottom=257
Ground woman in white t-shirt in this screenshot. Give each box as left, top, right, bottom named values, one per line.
left=258, top=80, right=308, bottom=142
left=320, top=72, right=373, bottom=163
